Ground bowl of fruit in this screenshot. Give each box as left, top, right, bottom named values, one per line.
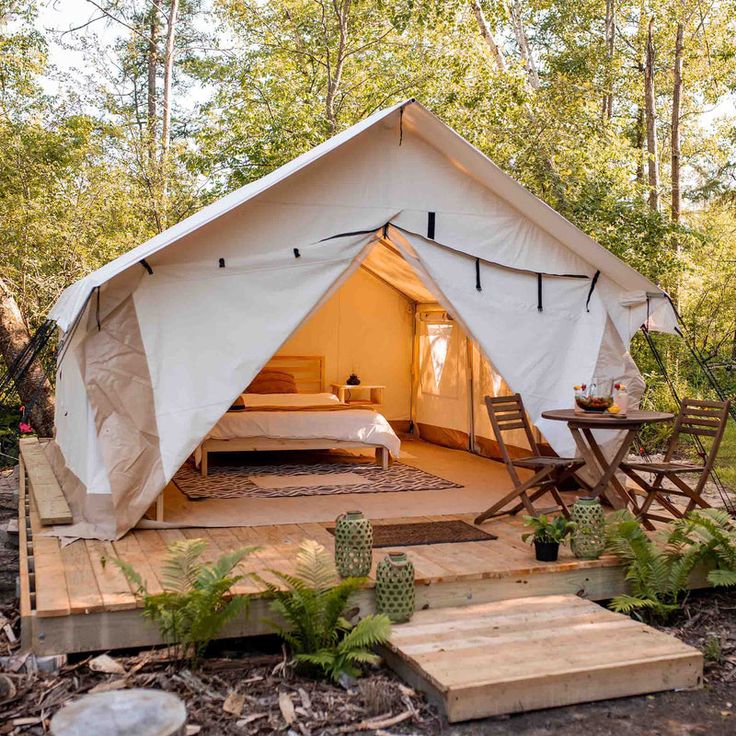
left=574, top=379, right=614, bottom=413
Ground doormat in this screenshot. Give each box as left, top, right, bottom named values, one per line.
left=327, top=520, right=497, bottom=547
left=173, top=461, right=462, bottom=500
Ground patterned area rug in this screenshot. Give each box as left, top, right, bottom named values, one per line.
left=173, top=461, right=463, bottom=500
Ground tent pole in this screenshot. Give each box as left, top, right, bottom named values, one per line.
left=409, top=303, right=418, bottom=435
left=466, top=338, right=477, bottom=454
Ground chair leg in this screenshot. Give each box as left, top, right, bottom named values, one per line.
left=666, top=473, right=711, bottom=513
left=505, top=484, right=555, bottom=516
left=475, top=467, right=554, bottom=524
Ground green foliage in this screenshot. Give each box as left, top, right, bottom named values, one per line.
left=4, top=0, right=736, bottom=500
left=257, top=540, right=391, bottom=682
left=703, top=635, right=723, bottom=663
left=521, top=514, right=574, bottom=544
left=668, top=509, right=736, bottom=589
left=606, top=509, right=736, bottom=622
left=112, top=539, right=256, bottom=663
left=605, top=511, right=681, bottom=620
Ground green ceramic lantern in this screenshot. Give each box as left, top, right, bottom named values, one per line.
left=375, top=552, right=415, bottom=623
left=334, top=511, right=373, bottom=577
left=571, top=497, right=606, bottom=560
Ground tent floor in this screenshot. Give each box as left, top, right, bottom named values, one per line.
left=18, top=440, right=706, bottom=656
left=152, top=438, right=527, bottom=528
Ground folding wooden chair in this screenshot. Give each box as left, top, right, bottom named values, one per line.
left=474, top=394, right=585, bottom=524
left=621, top=398, right=730, bottom=529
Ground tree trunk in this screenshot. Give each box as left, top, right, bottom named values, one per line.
left=325, top=0, right=352, bottom=133
left=470, top=0, right=507, bottom=73
left=644, top=16, right=659, bottom=211
left=506, top=0, right=539, bottom=88
left=602, top=0, right=615, bottom=120
left=160, top=0, right=179, bottom=228
left=671, top=20, right=684, bottom=225
left=147, top=4, right=159, bottom=164
left=635, top=105, right=645, bottom=184
left=0, top=279, right=54, bottom=437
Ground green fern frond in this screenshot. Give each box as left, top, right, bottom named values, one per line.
left=111, top=538, right=253, bottom=664
left=338, top=615, right=391, bottom=652
left=294, top=539, right=340, bottom=590
left=260, top=540, right=387, bottom=682
left=161, top=539, right=208, bottom=592
left=197, top=546, right=257, bottom=588
left=708, top=568, right=736, bottom=587
left=110, top=557, right=147, bottom=595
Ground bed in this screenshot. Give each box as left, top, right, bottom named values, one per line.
left=196, top=356, right=401, bottom=477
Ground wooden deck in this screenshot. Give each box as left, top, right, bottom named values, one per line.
left=18, top=437, right=707, bottom=657
left=381, top=595, right=703, bottom=721
left=21, top=481, right=633, bottom=655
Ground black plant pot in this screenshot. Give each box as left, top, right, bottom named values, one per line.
left=534, top=540, right=560, bottom=562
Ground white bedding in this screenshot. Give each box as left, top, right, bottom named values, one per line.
left=202, top=393, right=401, bottom=459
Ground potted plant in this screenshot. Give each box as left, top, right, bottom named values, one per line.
left=522, top=514, right=574, bottom=562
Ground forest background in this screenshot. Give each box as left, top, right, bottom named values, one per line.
left=2, top=0, right=736, bottom=473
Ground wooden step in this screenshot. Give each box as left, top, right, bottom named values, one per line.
left=380, top=594, right=703, bottom=722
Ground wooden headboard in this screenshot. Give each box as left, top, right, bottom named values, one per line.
left=265, top=355, right=325, bottom=393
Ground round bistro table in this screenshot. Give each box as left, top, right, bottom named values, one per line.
left=541, top=409, right=674, bottom=509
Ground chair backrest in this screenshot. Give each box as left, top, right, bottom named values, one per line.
left=665, top=398, right=730, bottom=473
left=484, top=394, right=540, bottom=485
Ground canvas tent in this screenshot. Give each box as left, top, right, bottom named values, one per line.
left=46, top=99, right=678, bottom=540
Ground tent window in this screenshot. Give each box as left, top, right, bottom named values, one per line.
left=420, top=320, right=459, bottom=397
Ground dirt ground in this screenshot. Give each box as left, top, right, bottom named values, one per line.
left=2, top=465, right=736, bottom=735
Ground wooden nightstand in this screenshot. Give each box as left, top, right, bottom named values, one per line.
left=331, top=384, right=385, bottom=410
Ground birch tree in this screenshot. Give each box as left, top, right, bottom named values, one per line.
left=644, top=16, right=659, bottom=211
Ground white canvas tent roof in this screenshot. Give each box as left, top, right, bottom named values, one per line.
left=47, top=99, right=678, bottom=539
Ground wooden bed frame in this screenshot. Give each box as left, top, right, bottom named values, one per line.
left=198, top=355, right=391, bottom=477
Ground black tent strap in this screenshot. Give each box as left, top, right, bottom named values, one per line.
left=95, top=287, right=101, bottom=331
left=585, top=270, right=601, bottom=312
left=319, top=221, right=591, bottom=281
left=387, top=222, right=592, bottom=281
left=537, top=274, right=543, bottom=312
left=475, top=258, right=481, bottom=291
left=319, top=227, right=378, bottom=243
left=427, top=212, right=436, bottom=240
left=140, top=259, right=153, bottom=274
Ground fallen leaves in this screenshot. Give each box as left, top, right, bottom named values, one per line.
left=222, top=691, right=245, bottom=717
left=279, top=690, right=296, bottom=725
left=88, top=654, right=125, bottom=675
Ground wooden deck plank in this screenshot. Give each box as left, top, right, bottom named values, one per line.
left=382, top=595, right=703, bottom=722
left=59, top=540, right=106, bottom=614
left=20, top=437, right=72, bottom=525
left=85, top=540, right=138, bottom=611
left=17, top=453, right=33, bottom=646
left=112, top=532, right=164, bottom=597
left=28, top=495, right=72, bottom=617
left=135, top=530, right=180, bottom=590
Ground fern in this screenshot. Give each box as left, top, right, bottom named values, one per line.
left=257, top=539, right=392, bottom=682
left=112, top=539, right=256, bottom=663
left=606, top=508, right=736, bottom=622
left=605, top=511, right=683, bottom=621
